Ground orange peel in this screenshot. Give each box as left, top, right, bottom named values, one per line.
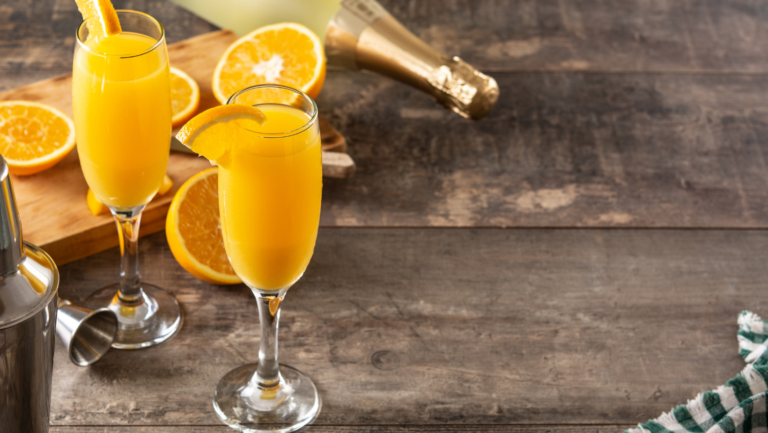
left=74, top=0, right=122, bottom=39
left=212, top=22, right=326, bottom=104
left=170, top=67, right=200, bottom=128
left=0, top=101, right=76, bottom=176
left=166, top=168, right=241, bottom=285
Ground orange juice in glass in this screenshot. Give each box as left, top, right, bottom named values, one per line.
left=72, top=10, right=181, bottom=349
left=73, top=30, right=170, bottom=207
left=212, top=85, right=321, bottom=432
left=218, top=103, right=322, bottom=290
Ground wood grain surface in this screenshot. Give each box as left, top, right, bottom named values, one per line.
left=382, top=0, right=768, bottom=73
left=3, top=0, right=768, bottom=431
left=0, top=29, right=214, bottom=265
left=50, top=426, right=629, bottom=432
left=4, top=1, right=768, bottom=229
left=0, top=0, right=218, bottom=91
left=0, top=30, right=346, bottom=266
left=318, top=71, right=768, bottom=228
left=4, top=0, right=768, bottom=92
left=51, top=229, right=768, bottom=427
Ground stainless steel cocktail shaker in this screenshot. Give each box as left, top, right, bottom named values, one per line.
left=0, top=156, right=59, bottom=433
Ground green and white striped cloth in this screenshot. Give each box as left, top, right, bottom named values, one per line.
left=627, top=311, right=768, bottom=433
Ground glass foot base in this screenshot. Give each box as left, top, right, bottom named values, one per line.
left=213, top=364, right=321, bottom=433
left=84, top=283, right=182, bottom=350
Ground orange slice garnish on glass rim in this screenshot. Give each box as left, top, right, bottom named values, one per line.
left=175, top=104, right=267, bottom=166
left=74, top=0, right=122, bottom=39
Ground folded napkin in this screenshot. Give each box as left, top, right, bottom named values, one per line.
left=627, top=312, right=768, bottom=433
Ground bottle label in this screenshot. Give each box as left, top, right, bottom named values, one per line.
left=337, top=0, right=388, bottom=37
left=342, top=0, right=387, bottom=24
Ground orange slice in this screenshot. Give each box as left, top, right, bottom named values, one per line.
left=87, top=174, right=174, bottom=216
left=74, top=0, right=122, bottom=39
left=166, top=167, right=240, bottom=285
left=170, top=67, right=200, bottom=128
left=158, top=173, right=174, bottom=195
left=212, top=22, right=326, bottom=105
left=175, top=104, right=266, bottom=166
left=87, top=189, right=108, bottom=216
left=0, top=101, right=76, bottom=176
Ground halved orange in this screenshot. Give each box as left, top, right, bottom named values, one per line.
left=74, top=0, right=122, bottom=39
left=0, top=101, right=76, bottom=176
left=170, top=67, right=200, bottom=128
left=166, top=168, right=241, bottom=285
left=175, top=104, right=266, bottom=167
left=212, top=22, right=326, bottom=105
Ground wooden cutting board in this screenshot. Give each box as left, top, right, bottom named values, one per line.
left=0, top=30, right=346, bottom=266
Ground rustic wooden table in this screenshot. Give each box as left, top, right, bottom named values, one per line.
left=3, top=0, right=768, bottom=432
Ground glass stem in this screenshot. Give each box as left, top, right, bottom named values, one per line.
left=111, top=205, right=145, bottom=305
left=253, top=288, right=288, bottom=388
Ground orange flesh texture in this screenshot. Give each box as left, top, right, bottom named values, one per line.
left=171, top=69, right=199, bottom=126
left=176, top=171, right=237, bottom=277
left=74, top=0, right=122, bottom=38
left=0, top=104, right=72, bottom=161
left=216, top=25, right=324, bottom=102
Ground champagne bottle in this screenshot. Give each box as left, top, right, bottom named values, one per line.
left=169, top=0, right=343, bottom=40
left=325, top=0, right=498, bottom=120
left=171, top=0, right=499, bottom=119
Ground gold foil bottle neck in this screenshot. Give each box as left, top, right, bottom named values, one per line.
left=325, top=0, right=499, bottom=120
left=428, top=56, right=499, bottom=120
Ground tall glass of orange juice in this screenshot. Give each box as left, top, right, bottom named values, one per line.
left=72, top=10, right=181, bottom=349
left=212, top=85, right=321, bottom=432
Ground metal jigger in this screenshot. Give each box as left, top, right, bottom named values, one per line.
left=55, top=299, right=117, bottom=366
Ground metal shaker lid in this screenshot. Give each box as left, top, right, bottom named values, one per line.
left=0, top=156, right=58, bottom=330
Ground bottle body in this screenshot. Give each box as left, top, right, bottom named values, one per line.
left=326, top=0, right=499, bottom=119
left=170, top=0, right=342, bottom=40
left=171, top=0, right=499, bottom=119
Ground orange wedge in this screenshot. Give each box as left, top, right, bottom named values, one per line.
left=0, top=101, right=76, bottom=176
left=74, top=0, right=122, bottom=39
left=158, top=173, right=173, bottom=195
left=87, top=174, right=174, bottom=216
left=175, top=104, right=266, bottom=166
left=86, top=189, right=108, bottom=216
left=166, top=168, right=240, bottom=285
left=170, top=67, right=200, bottom=128
left=212, top=22, right=326, bottom=105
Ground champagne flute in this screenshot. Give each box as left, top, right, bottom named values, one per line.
left=72, top=10, right=181, bottom=348
left=212, top=85, right=322, bottom=432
